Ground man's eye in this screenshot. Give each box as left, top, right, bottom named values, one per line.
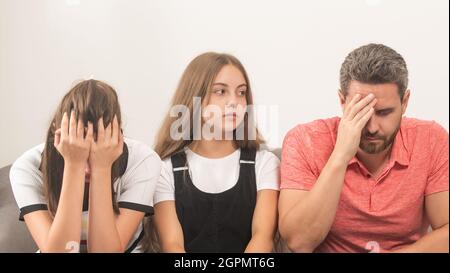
left=377, top=110, right=391, bottom=116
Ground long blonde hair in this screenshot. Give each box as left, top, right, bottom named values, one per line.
left=142, top=52, right=265, bottom=252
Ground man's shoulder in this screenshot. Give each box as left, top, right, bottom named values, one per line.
left=400, top=118, right=448, bottom=157
left=282, top=117, right=338, bottom=160
left=285, top=117, right=339, bottom=144
left=401, top=117, right=448, bottom=137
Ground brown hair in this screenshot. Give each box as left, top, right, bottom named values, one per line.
left=40, top=79, right=128, bottom=217
left=340, top=43, right=409, bottom=101
left=154, top=52, right=264, bottom=160
left=142, top=52, right=265, bottom=252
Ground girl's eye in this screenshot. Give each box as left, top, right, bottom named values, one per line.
left=238, top=90, right=247, bottom=96
left=214, top=89, right=225, bottom=95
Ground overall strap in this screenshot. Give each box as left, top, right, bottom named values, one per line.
left=170, top=151, right=189, bottom=184
left=239, top=148, right=256, bottom=165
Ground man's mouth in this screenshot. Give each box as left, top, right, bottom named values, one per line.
left=364, top=136, right=381, bottom=141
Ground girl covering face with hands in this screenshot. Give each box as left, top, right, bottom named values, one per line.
left=10, top=79, right=161, bottom=252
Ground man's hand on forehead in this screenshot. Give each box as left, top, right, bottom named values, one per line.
left=348, top=92, right=376, bottom=102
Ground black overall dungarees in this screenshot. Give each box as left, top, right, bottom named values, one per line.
left=171, top=148, right=257, bottom=253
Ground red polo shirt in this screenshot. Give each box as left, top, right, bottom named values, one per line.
left=280, top=117, right=449, bottom=252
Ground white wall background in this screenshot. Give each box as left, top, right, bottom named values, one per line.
left=1, top=0, right=448, bottom=167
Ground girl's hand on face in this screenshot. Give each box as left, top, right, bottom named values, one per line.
left=54, top=110, right=93, bottom=166
left=88, top=115, right=124, bottom=171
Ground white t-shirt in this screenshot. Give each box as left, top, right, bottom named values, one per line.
left=154, top=147, right=280, bottom=205
left=9, top=138, right=161, bottom=253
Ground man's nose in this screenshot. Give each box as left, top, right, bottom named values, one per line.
left=365, top=116, right=379, bottom=134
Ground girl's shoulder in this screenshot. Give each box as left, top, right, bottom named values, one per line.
left=124, top=138, right=160, bottom=160
left=255, top=148, right=281, bottom=164
left=12, top=143, right=46, bottom=171
left=9, top=144, right=46, bottom=195
left=123, top=138, right=162, bottom=170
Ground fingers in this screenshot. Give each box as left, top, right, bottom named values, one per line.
left=77, top=117, right=84, bottom=139
left=343, top=93, right=361, bottom=117
left=54, top=128, right=61, bottom=147
left=112, top=115, right=119, bottom=144
left=85, top=121, right=94, bottom=143
left=61, top=112, right=69, bottom=140
left=105, top=118, right=112, bottom=142
left=347, top=94, right=375, bottom=120
left=94, top=117, right=117, bottom=144
left=69, top=110, right=77, bottom=140
left=357, top=107, right=375, bottom=129
left=354, top=98, right=377, bottom=122
left=97, top=117, right=105, bottom=143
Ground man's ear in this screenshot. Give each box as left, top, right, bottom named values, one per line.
left=401, top=89, right=410, bottom=115
left=338, top=90, right=346, bottom=112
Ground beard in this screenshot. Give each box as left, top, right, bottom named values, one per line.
left=359, top=125, right=400, bottom=154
